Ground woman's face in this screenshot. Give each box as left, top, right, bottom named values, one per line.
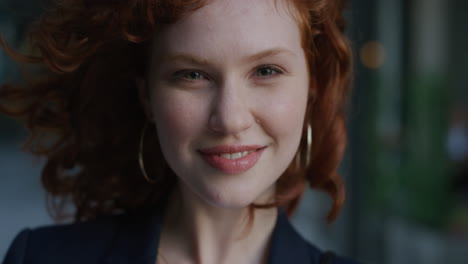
left=145, top=0, right=309, bottom=208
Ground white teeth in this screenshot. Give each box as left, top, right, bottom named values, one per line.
left=220, top=153, right=231, bottom=159
left=231, top=152, right=243, bottom=159
left=218, top=151, right=252, bottom=160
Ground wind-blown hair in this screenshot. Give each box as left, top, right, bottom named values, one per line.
left=0, top=0, right=352, bottom=222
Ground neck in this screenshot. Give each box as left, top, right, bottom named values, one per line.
left=159, top=184, right=278, bottom=264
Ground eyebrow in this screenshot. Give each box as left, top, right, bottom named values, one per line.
left=244, top=48, right=296, bottom=64
left=163, top=48, right=295, bottom=66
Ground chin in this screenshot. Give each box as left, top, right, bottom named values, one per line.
left=198, top=183, right=275, bottom=210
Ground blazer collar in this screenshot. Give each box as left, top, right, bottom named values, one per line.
left=102, top=204, right=164, bottom=264
left=103, top=204, right=320, bottom=264
left=267, top=209, right=321, bottom=264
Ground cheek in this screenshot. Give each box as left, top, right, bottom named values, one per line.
left=259, top=84, right=309, bottom=144
left=151, top=93, right=207, bottom=152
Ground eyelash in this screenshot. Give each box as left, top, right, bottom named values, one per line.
left=173, top=70, right=207, bottom=81
left=254, top=65, right=285, bottom=78
left=172, top=65, right=285, bottom=82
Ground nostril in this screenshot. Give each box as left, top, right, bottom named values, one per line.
left=207, top=109, right=255, bottom=135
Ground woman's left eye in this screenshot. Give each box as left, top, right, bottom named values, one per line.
left=254, top=66, right=284, bottom=78
left=171, top=70, right=208, bottom=82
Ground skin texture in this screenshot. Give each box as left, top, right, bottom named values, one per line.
left=139, top=0, right=310, bottom=263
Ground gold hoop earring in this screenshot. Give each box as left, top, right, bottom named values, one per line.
left=139, top=122, right=157, bottom=184
left=306, top=123, right=312, bottom=167
left=295, top=150, right=301, bottom=170
left=295, top=123, right=313, bottom=170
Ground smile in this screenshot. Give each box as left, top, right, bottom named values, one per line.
left=198, top=145, right=266, bottom=174
left=217, top=151, right=254, bottom=160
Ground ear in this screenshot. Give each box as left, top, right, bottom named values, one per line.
left=136, top=77, right=154, bottom=122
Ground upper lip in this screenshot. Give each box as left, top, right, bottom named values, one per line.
left=198, top=145, right=265, bottom=155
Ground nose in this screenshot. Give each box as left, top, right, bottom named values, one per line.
left=208, top=81, right=255, bottom=136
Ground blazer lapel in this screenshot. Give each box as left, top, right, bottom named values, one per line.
left=102, top=203, right=320, bottom=264
left=101, top=205, right=165, bottom=264
left=267, top=209, right=321, bottom=264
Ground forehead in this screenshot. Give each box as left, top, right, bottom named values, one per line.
left=193, top=0, right=294, bottom=20
left=152, top=0, right=302, bottom=58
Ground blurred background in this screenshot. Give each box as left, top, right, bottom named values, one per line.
left=1, top=0, right=467, bottom=263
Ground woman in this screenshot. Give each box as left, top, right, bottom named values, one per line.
left=1, top=0, right=359, bottom=263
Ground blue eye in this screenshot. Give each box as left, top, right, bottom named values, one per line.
left=255, top=66, right=283, bottom=78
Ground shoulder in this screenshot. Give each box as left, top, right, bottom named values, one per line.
left=2, top=215, right=122, bottom=264
left=302, top=235, right=364, bottom=264
left=313, top=248, right=364, bottom=264
left=270, top=209, right=364, bottom=264
left=3, top=202, right=166, bottom=264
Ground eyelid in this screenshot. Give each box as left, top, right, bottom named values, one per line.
left=173, top=69, right=210, bottom=81
left=170, top=64, right=286, bottom=82
left=253, top=64, right=286, bottom=78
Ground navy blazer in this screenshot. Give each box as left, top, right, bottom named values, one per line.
left=3, top=203, right=361, bottom=264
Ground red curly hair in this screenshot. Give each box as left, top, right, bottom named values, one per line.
left=0, top=0, right=352, bottom=222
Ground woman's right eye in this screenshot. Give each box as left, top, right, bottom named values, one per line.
left=173, top=70, right=207, bottom=81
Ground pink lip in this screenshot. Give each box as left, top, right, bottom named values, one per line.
left=199, top=145, right=266, bottom=174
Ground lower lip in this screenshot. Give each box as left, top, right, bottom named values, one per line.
left=200, top=148, right=266, bottom=174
